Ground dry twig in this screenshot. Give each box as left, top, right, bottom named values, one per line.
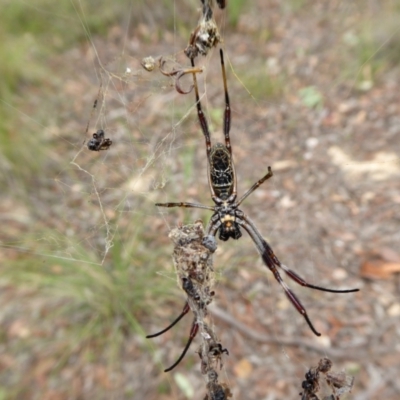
left=147, top=221, right=231, bottom=398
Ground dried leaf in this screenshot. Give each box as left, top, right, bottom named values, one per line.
left=360, top=260, right=400, bottom=280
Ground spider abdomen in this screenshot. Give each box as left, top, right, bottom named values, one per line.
left=210, top=143, right=234, bottom=200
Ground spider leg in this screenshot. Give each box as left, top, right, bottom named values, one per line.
left=243, top=216, right=359, bottom=293
left=146, top=302, right=190, bottom=339
left=260, top=242, right=322, bottom=336
left=164, top=319, right=199, bottom=372
left=205, top=213, right=222, bottom=237
left=238, top=216, right=321, bottom=336
left=191, top=56, right=224, bottom=201
left=156, top=202, right=215, bottom=211
left=278, top=264, right=359, bottom=294
left=238, top=215, right=359, bottom=336
left=219, top=48, right=238, bottom=198
left=236, top=166, right=273, bottom=206
left=219, top=49, right=232, bottom=155
left=190, top=57, right=212, bottom=160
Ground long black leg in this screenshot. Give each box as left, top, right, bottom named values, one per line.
left=219, top=49, right=232, bottom=155
left=146, top=302, right=190, bottom=339
left=190, top=56, right=221, bottom=200
left=190, top=57, right=212, bottom=160
left=240, top=219, right=321, bottom=336
left=164, top=319, right=199, bottom=372
left=219, top=48, right=238, bottom=198
left=279, top=264, right=359, bottom=293
left=242, top=216, right=359, bottom=294
left=156, top=202, right=214, bottom=211
left=258, top=240, right=322, bottom=336
left=238, top=216, right=359, bottom=336
left=236, top=166, right=273, bottom=206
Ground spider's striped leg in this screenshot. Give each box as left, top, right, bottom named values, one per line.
left=259, top=240, right=321, bottom=336
left=238, top=215, right=359, bottom=336
left=146, top=302, right=190, bottom=339
left=218, top=48, right=238, bottom=198
left=164, top=319, right=199, bottom=372
left=236, top=166, right=273, bottom=207
left=155, top=202, right=215, bottom=211
left=205, top=213, right=222, bottom=236
left=219, top=49, right=232, bottom=155
left=238, top=216, right=321, bottom=336
left=190, top=57, right=212, bottom=161
left=243, top=216, right=359, bottom=293
left=278, top=263, right=359, bottom=294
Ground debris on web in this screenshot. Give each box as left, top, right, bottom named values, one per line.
left=140, top=56, right=156, bottom=72
left=87, top=129, right=112, bottom=152
left=141, top=0, right=225, bottom=95
left=140, top=54, right=204, bottom=94
left=185, top=0, right=222, bottom=60
left=299, top=358, right=355, bottom=400
left=159, top=58, right=204, bottom=94
left=168, top=221, right=231, bottom=398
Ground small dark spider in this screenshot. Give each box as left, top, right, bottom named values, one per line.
left=199, top=341, right=229, bottom=374
left=87, top=129, right=112, bottom=151
left=83, top=90, right=113, bottom=152
left=208, top=343, right=229, bottom=358
left=149, top=49, right=359, bottom=372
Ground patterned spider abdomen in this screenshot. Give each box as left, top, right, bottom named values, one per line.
left=209, top=143, right=234, bottom=200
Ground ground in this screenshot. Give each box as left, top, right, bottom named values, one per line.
left=1, top=1, right=400, bottom=399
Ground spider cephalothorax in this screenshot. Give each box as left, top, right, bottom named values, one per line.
left=214, top=206, right=242, bottom=241
left=148, top=49, right=359, bottom=372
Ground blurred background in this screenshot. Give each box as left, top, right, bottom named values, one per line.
left=1, top=0, right=400, bottom=398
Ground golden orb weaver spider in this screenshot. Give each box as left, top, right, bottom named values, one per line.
left=147, top=49, right=359, bottom=372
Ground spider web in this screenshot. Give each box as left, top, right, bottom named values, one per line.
left=3, top=0, right=400, bottom=398
left=56, top=23, right=199, bottom=264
